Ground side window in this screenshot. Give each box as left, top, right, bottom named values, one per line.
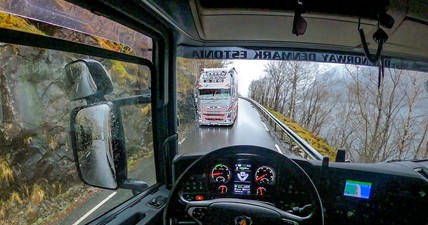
left=0, top=11, right=155, bottom=225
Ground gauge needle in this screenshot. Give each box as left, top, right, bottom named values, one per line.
left=256, top=174, right=267, bottom=181
left=212, top=172, right=222, bottom=176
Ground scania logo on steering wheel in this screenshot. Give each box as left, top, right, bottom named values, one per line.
left=234, top=215, right=252, bottom=225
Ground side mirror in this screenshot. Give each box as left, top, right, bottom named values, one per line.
left=68, top=58, right=153, bottom=193
left=70, top=103, right=127, bottom=189
left=64, top=59, right=113, bottom=102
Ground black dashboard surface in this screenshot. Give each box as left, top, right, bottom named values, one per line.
left=173, top=152, right=428, bottom=225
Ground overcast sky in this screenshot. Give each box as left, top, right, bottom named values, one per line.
left=231, top=60, right=270, bottom=97
left=232, top=60, right=343, bottom=97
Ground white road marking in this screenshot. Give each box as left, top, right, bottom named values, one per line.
left=72, top=191, right=117, bottom=225
left=275, top=144, right=283, bottom=154
left=178, top=137, right=186, bottom=145
left=262, top=122, right=269, bottom=132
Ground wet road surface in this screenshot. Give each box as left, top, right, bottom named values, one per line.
left=179, top=98, right=277, bottom=154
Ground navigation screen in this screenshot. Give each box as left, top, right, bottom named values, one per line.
left=343, top=180, right=372, bottom=199
left=233, top=163, right=251, bottom=195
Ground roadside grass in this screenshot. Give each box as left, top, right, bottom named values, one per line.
left=141, top=105, right=152, bottom=116
left=30, top=184, right=46, bottom=204
left=0, top=181, right=78, bottom=224
left=0, top=160, right=14, bottom=185
left=266, top=108, right=336, bottom=159
left=34, top=185, right=97, bottom=225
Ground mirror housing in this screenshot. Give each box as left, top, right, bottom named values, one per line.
left=70, top=102, right=127, bottom=190
left=65, top=59, right=113, bottom=102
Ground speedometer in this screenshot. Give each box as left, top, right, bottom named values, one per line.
left=211, top=164, right=231, bottom=183
left=255, top=166, right=275, bottom=185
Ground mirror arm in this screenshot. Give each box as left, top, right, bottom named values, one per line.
left=112, top=95, right=151, bottom=107
left=86, top=95, right=107, bottom=104
left=121, top=179, right=149, bottom=195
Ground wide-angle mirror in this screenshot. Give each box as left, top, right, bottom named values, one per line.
left=71, top=103, right=118, bottom=189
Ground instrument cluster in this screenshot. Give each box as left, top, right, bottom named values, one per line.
left=180, top=158, right=278, bottom=202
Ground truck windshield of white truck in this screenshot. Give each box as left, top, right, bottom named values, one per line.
left=199, top=89, right=231, bottom=97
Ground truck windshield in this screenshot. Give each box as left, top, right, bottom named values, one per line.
left=199, top=89, right=230, bottom=96
left=177, top=57, right=428, bottom=161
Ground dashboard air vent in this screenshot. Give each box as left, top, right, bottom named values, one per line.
left=414, top=168, right=428, bottom=180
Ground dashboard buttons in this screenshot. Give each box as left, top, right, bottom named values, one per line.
left=183, top=180, right=204, bottom=192
left=255, top=166, right=275, bottom=185
left=191, top=207, right=207, bottom=221
left=147, top=195, right=167, bottom=208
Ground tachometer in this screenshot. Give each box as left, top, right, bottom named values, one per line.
left=255, top=166, right=275, bottom=185
left=211, top=164, right=231, bottom=183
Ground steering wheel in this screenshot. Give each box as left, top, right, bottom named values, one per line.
left=164, top=145, right=324, bottom=225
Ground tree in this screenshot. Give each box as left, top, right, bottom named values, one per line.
left=264, top=61, right=287, bottom=111
left=297, top=70, right=337, bottom=136
left=249, top=62, right=428, bottom=162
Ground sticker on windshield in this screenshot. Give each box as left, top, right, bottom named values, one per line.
left=177, top=46, right=428, bottom=73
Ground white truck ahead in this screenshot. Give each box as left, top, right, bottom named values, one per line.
left=196, top=68, right=238, bottom=126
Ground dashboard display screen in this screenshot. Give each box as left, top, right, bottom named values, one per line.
left=343, top=180, right=372, bottom=199
left=233, top=163, right=251, bottom=195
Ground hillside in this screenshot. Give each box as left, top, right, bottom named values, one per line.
left=267, top=108, right=336, bottom=159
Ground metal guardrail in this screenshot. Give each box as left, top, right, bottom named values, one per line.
left=241, top=97, right=323, bottom=161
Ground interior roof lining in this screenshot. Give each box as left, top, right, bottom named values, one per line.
left=197, top=0, right=388, bottom=19
left=145, top=0, right=428, bottom=62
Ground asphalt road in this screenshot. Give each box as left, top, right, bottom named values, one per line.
left=179, top=98, right=278, bottom=154
left=58, top=98, right=282, bottom=225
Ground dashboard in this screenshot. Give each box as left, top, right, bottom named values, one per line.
left=306, top=162, right=428, bottom=225
left=172, top=149, right=428, bottom=225
left=178, top=155, right=311, bottom=213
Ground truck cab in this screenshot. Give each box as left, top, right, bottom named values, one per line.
left=0, top=1, right=428, bottom=225
left=197, top=68, right=238, bottom=126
